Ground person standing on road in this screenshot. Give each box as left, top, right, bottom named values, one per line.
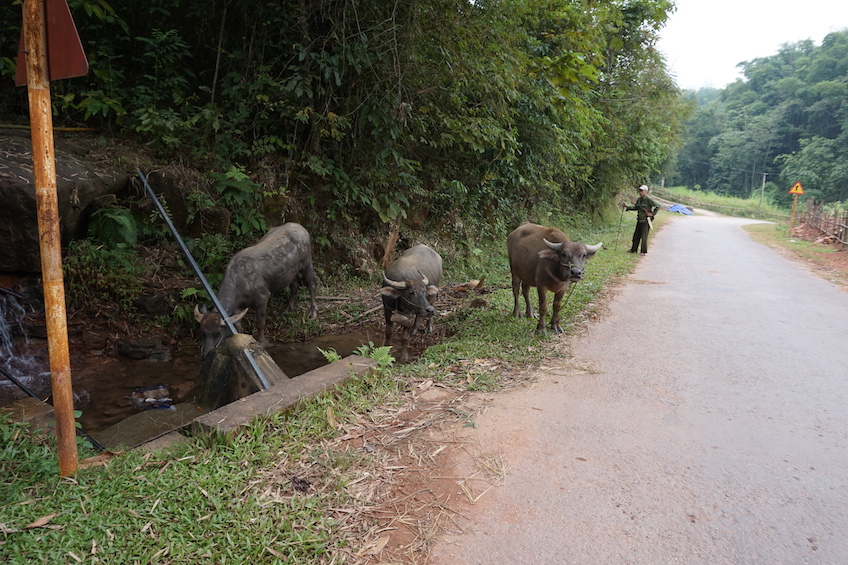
left=624, top=185, right=659, bottom=255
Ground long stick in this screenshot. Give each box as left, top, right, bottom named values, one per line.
left=614, top=205, right=625, bottom=250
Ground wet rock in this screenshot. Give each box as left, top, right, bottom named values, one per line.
left=193, top=333, right=288, bottom=410
left=187, top=206, right=231, bottom=238
left=134, top=292, right=169, bottom=316
left=116, top=337, right=171, bottom=362
left=83, top=329, right=111, bottom=350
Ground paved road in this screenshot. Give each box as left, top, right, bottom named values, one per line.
left=430, top=215, right=848, bottom=564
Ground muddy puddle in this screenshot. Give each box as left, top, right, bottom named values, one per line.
left=1, top=330, right=378, bottom=435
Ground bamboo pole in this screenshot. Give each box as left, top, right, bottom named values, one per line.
left=22, top=0, right=78, bottom=476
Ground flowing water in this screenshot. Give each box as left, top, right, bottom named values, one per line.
left=1, top=291, right=378, bottom=434
left=0, top=292, right=52, bottom=403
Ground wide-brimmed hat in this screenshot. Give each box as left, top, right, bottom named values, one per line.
left=638, top=185, right=649, bottom=192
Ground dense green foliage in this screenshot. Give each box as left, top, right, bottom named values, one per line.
left=670, top=30, right=848, bottom=207
left=1, top=0, right=686, bottom=251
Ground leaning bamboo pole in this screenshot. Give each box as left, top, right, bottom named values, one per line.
left=22, top=0, right=77, bottom=476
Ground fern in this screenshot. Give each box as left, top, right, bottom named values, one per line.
left=89, top=206, right=138, bottom=249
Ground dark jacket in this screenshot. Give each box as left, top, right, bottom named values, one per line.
left=628, top=195, right=659, bottom=223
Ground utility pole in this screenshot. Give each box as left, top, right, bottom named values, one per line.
left=759, top=172, right=768, bottom=209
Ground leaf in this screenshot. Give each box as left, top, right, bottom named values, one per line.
left=359, top=534, right=391, bottom=556
left=25, top=513, right=57, bottom=529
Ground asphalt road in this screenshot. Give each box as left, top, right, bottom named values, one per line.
left=429, top=215, right=848, bottom=564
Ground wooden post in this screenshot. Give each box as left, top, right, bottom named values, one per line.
left=22, top=0, right=78, bottom=476
left=789, top=194, right=798, bottom=233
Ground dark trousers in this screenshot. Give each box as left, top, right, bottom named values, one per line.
left=630, top=221, right=650, bottom=253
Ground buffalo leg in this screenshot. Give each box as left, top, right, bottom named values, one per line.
left=398, top=327, right=411, bottom=364
left=522, top=282, right=536, bottom=319
left=301, top=266, right=319, bottom=319
left=254, top=300, right=269, bottom=345
left=550, top=288, right=566, bottom=334
left=511, top=274, right=523, bottom=317
left=283, top=278, right=300, bottom=312
left=535, top=287, right=548, bottom=334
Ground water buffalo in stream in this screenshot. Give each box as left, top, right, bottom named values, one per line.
left=194, top=222, right=318, bottom=357
left=507, top=223, right=602, bottom=335
left=380, top=244, right=442, bottom=364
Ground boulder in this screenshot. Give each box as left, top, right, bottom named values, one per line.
left=0, top=129, right=130, bottom=273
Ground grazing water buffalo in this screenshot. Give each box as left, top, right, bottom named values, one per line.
left=194, top=222, right=318, bottom=357
left=380, top=244, right=442, bottom=364
left=507, top=223, right=602, bottom=335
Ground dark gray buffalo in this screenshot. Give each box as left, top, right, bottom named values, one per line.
left=194, top=222, right=318, bottom=357
left=380, top=244, right=442, bottom=364
left=507, top=223, right=602, bottom=335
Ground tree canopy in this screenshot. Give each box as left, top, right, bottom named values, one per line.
left=670, top=29, right=848, bottom=207
left=1, top=0, right=686, bottom=245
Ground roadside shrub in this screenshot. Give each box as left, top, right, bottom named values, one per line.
left=63, top=240, right=144, bottom=315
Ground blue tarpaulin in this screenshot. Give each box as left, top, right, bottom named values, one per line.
left=668, top=204, right=693, bottom=216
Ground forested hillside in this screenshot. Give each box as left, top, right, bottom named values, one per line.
left=1, top=0, right=685, bottom=256
left=671, top=29, right=848, bottom=207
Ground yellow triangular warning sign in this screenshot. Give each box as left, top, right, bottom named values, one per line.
left=788, top=182, right=804, bottom=195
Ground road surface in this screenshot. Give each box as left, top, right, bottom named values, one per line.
left=429, top=215, right=848, bottom=564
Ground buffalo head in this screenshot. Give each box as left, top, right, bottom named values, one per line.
left=380, top=273, right=439, bottom=319
left=540, top=238, right=603, bottom=282
left=194, top=304, right=249, bottom=358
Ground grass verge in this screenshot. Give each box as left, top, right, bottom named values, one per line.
left=1, top=215, right=643, bottom=564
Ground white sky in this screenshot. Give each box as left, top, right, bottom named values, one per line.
left=658, top=1, right=848, bottom=90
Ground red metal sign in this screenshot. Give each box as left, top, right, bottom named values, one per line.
left=15, top=0, right=88, bottom=86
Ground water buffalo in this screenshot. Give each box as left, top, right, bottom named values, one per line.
left=507, top=223, right=602, bottom=335
left=194, top=222, right=318, bottom=357
left=380, top=244, right=442, bottom=364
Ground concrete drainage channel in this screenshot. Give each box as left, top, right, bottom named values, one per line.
left=5, top=355, right=376, bottom=453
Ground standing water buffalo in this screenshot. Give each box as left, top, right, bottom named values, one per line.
left=194, top=222, right=318, bottom=357
left=507, top=223, right=602, bottom=335
left=380, top=244, right=442, bottom=364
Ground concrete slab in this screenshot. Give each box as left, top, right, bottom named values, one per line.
left=194, top=354, right=376, bottom=436
left=91, top=402, right=209, bottom=450
left=1, top=397, right=55, bottom=431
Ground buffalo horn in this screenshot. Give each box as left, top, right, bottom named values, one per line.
left=224, top=308, right=248, bottom=326
left=587, top=242, right=603, bottom=253
left=543, top=238, right=564, bottom=252
left=383, top=273, right=408, bottom=290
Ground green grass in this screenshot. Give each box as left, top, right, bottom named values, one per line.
left=1, top=212, right=642, bottom=564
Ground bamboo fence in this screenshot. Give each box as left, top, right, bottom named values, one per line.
left=798, top=201, right=848, bottom=248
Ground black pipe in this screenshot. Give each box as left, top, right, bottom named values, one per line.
left=136, top=169, right=270, bottom=389
left=0, top=363, right=106, bottom=452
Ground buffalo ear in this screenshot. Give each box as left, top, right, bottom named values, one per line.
left=538, top=249, right=559, bottom=261
left=426, top=285, right=439, bottom=297
left=380, top=287, right=402, bottom=298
